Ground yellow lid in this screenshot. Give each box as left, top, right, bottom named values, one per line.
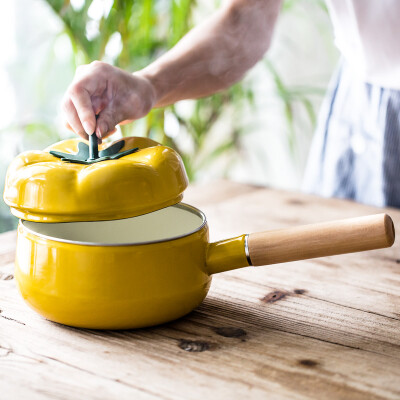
left=3, top=136, right=188, bottom=223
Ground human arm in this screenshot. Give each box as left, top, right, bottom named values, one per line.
left=63, top=0, right=282, bottom=140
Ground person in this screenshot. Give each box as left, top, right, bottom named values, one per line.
left=62, top=0, right=400, bottom=208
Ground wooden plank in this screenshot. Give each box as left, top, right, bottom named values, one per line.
left=1, top=281, right=399, bottom=400
left=1, top=180, right=400, bottom=400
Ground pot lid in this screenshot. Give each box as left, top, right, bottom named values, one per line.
left=3, top=136, right=188, bottom=223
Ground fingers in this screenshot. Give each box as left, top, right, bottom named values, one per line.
left=119, top=119, right=134, bottom=126
left=63, top=60, right=147, bottom=141
left=62, top=61, right=105, bottom=139
left=65, top=122, right=73, bottom=132
left=95, top=109, right=119, bottom=139
left=65, top=102, right=117, bottom=141
left=63, top=98, right=89, bottom=140
left=65, top=118, right=115, bottom=144
left=69, top=86, right=96, bottom=135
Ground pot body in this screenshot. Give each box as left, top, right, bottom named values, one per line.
left=15, top=221, right=211, bottom=329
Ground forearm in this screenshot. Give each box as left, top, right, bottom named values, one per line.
left=138, top=0, right=282, bottom=107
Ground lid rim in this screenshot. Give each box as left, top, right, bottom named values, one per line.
left=20, top=203, right=207, bottom=247
left=10, top=195, right=184, bottom=223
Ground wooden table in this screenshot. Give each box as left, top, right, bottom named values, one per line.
left=1, top=180, right=400, bottom=400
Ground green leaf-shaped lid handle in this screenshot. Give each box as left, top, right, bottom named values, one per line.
left=50, top=139, right=139, bottom=164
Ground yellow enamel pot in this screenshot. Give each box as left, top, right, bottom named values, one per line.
left=15, top=204, right=394, bottom=330
left=15, top=204, right=246, bottom=329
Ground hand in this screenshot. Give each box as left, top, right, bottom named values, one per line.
left=62, top=61, right=156, bottom=141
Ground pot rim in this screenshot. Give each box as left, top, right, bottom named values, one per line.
left=20, top=203, right=207, bottom=247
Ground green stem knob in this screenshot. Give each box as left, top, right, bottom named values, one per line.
left=89, top=134, right=99, bottom=160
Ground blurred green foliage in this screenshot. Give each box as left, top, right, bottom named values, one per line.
left=265, top=60, right=326, bottom=155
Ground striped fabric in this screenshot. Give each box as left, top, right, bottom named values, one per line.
left=302, top=60, right=400, bottom=208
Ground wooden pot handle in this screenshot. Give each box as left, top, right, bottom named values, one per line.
left=248, top=214, right=395, bottom=266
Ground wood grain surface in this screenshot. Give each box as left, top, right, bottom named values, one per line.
left=248, top=213, right=395, bottom=266
left=1, top=180, right=400, bottom=400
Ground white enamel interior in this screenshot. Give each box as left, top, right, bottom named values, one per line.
left=22, top=204, right=205, bottom=245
